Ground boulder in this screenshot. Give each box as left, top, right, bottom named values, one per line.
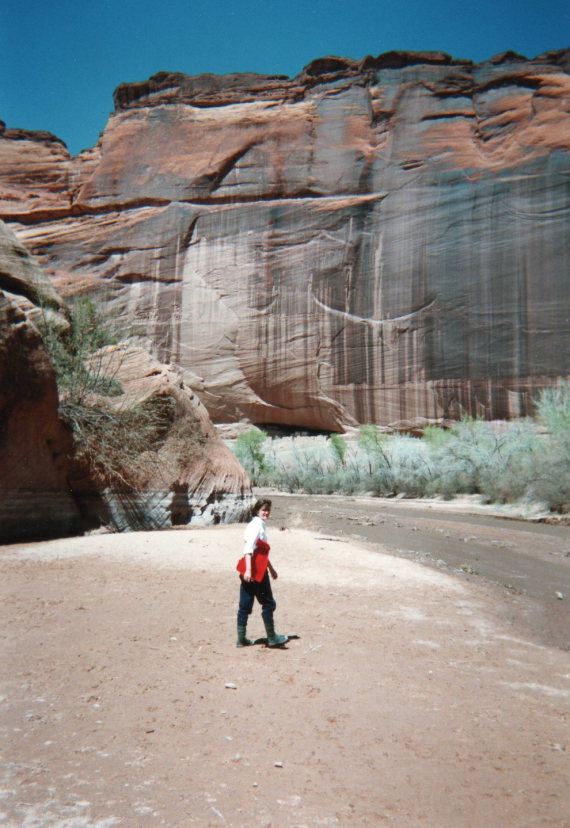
left=76, top=344, right=251, bottom=530
left=1, top=50, right=569, bottom=431
left=0, top=217, right=67, bottom=312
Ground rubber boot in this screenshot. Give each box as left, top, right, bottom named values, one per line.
left=236, top=625, right=253, bottom=648
left=263, top=620, right=288, bottom=648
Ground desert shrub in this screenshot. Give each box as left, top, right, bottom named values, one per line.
left=38, top=296, right=122, bottom=402
left=424, top=418, right=499, bottom=497
left=65, top=395, right=177, bottom=488
left=358, top=424, right=390, bottom=464
left=535, top=382, right=570, bottom=439
left=230, top=389, right=570, bottom=513
left=357, top=424, right=394, bottom=493
left=274, top=438, right=334, bottom=493
left=232, top=431, right=432, bottom=497
left=234, top=428, right=269, bottom=483
left=387, top=436, right=433, bottom=496
left=329, top=433, right=347, bottom=466
left=424, top=418, right=543, bottom=504
left=528, top=383, right=570, bottom=511
left=422, top=424, right=453, bottom=449
left=247, top=435, right=360, bottom=494
left=476, top=421, right=541, bottom=504
left=421, top=401, right=570, bottom=511
left=529, top=450, right=570, bottom=512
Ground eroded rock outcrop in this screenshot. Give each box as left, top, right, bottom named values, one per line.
left=0, top=222, right=81, bottom=540
left=78, top=344, right=251, bottom=531
left=1, top=49, right=569, bottom=430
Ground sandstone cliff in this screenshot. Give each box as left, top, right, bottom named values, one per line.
left=1, top=49, right=569, bottom=431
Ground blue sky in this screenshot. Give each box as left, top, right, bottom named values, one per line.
left=2, top=0, right=569, bottom=156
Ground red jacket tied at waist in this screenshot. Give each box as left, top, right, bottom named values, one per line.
left=236, top=538, right=270, bottom=582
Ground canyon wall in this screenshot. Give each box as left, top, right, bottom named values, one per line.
left=1, top=49, right=569, bottom=431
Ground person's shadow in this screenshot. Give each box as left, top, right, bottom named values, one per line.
left=253, top=634, right=300, bottom=648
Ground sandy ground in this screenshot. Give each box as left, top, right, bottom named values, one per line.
left=1, top=510, right=570, bottom=828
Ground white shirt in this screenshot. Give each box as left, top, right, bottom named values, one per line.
left=242, top=515, right=267, bottom=555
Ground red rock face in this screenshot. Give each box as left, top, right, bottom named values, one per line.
left=1, top=50, right=569, bottom=430
left=0, top=125, right=100, bottom=221
left=0, top=224, right=81, bottom=539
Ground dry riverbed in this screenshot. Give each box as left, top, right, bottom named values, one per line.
left=1, top=496, right=569, bottom=828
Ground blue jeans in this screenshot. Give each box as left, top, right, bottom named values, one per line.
left=237, top=572, right=276, bottom=627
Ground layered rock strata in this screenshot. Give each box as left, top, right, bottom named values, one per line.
left=1, top=49, right=569, bottom=430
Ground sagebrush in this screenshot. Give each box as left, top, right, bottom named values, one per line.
left=231, top=384, right=570, bottom=512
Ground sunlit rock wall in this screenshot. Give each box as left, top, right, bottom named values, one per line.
left=1, top=50, right=569, bottom=430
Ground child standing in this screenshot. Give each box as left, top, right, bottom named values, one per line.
left=236, top=498, right=288, bottom=648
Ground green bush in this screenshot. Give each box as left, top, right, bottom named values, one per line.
left=329, top=433, right=347, bottom=466
left=37, top=296, right=122, bottom=402
left=229, top=386, right=570, bottom=513
left=535, top=382, right=570, bottom=438
left=357, top=424, right=394, bottom=492
left=425, top=418, right=496, bottom=497
left=234, top=428, right=269, bottom=483
left=424, top=418, right=541, bottom=503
